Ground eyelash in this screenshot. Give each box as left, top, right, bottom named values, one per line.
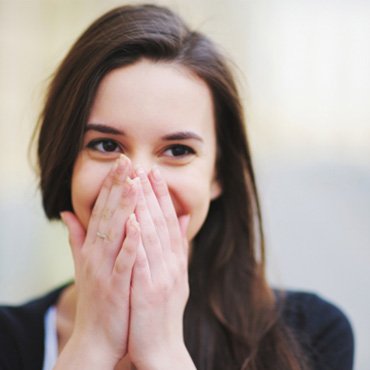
left=86, top=139, right=195, bottom=158
left=87, top=139, right=121, bottom=153
left=163, top=144, right=195, bottom=157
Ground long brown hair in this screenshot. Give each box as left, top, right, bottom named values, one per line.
left=36, top=4, right=310, bottom=370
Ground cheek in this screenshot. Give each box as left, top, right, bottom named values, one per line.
left=165, top=175, right=213, bottom=241
left=186, top=200, right=211, bottom=241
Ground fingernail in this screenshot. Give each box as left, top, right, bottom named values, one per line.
left=126, top=176, right=140, bottom=186
left=126, top=177, right=135, bottom=185
left=113, top=154, right=126, bottom=170
left=129, top=213, right=137, bottom=222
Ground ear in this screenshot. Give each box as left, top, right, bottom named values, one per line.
left=210, top=178, right=222, bottom=200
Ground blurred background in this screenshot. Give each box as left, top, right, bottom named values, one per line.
left=0, top=0, right=369, bottom=368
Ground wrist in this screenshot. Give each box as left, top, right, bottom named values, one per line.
left=134, top=343, right=196, bottom=370
left=54, top=332, right=120, bottom=370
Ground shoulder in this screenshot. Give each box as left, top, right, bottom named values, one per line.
left=277, top=290, right=355, bottom=370
left=0, top=284, right=69, bottom=370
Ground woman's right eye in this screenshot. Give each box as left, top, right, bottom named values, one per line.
left=86, top=139, right=121, bottom=153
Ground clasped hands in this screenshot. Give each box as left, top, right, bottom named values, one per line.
left=60, top=154, right=194, bottom=370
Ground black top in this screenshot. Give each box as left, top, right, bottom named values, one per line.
left=0, top=285, right=354, bottom=370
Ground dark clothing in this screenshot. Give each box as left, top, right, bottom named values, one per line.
left=279, top=291, right=354, bottom=370
left=0, top=286, right=66, bottom=370
left=0, top=285, right=354, bottom=370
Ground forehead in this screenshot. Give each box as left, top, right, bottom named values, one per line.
left=88, top=59, right=216, bottom=139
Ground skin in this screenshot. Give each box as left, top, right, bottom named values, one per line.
left=71, top=59, right=221, bottom=239
left=55, top=59, right=221, bottom=370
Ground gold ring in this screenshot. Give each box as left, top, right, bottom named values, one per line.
left=96, top=231, right=109, bottom=241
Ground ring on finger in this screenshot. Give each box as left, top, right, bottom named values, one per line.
left=96, top=231, right=110, bottom=242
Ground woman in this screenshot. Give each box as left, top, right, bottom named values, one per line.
left=0, top=4, right=353, bottom=370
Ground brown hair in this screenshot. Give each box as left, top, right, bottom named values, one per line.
left=36, top=4, right=310, bottom=370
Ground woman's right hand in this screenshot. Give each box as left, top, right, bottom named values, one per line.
left=57, top=154, right=138, bottom=369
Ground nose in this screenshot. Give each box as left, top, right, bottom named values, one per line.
left=129, top=152, right=154, bottom=175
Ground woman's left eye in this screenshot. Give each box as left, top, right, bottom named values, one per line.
left=163, top=144, right=195, bottom=157
left=87, top=139, right=121, bottom=153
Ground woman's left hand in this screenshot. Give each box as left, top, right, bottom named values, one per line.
left=128, top=167, right=195, bottom=370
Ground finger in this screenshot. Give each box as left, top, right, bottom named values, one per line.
left=135, top=179, right=165, bottom=281
left=93, top=175, right=140, bottom=275
left=60, top=211, right=86, bottom=261
left=148, top=167, right=183, bottom=255
left=84, top=157, right=122, bottom=245
left=112, top=214, right=139, bottom=290
left=101, top=177, right=139, bottom=270
left=131, top=236, right=151, bottom=290
left=135, top=167, right=170, bottom=253
left=93, top=155, right=132, bottom=243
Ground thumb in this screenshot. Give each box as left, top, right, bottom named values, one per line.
left=60, top=211, right=86, bottom=257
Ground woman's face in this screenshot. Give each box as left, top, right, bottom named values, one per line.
left=71, top=59, right=221, bottom=241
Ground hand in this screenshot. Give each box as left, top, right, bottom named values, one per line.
left=58, top=155, right=139, bottom=369
left=128, top=167, right=195, bottom=370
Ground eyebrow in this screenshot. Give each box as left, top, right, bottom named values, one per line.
left=85, top=123, right=204, bottom=142
left=162, top=132, right=203, bottom=142
left=85, top=123, right=123, bottom=135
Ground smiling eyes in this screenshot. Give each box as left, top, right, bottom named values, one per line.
left=86, top=138, right=195, bottom=159
left=165, top=145, right=193, bottom=157
left=87, top=139, right=120, bottom=153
